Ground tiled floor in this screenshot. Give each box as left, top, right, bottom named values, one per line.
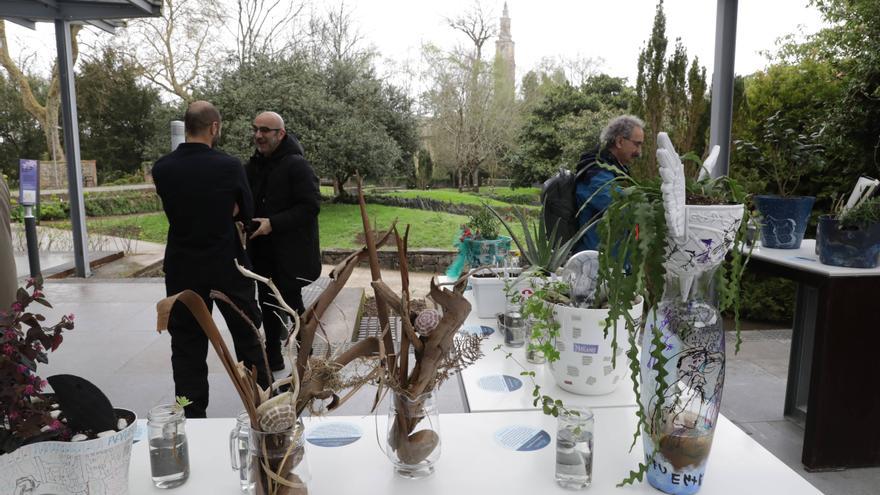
left=26, top=279, right=880, bottom=495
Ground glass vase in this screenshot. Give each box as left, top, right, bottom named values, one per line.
left=147, top=404, right=190, bottom=489
left=247, top=420, right=310, bottom=495
left=229, top=411, right=251, bottom=493
left=386, top=391, right=441, bottom=479
left=639, top=204, right=743, bottom=495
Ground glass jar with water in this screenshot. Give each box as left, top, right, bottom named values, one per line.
left=147, top=404, right=190, bottom=489
left=555, top=407, right=594, bottom=489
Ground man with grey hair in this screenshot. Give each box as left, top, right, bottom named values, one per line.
left=245, top=111, right=321, bottom=371
left=573, top=114, right=644, bottom=252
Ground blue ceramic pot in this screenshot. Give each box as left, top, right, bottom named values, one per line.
left=817, top=215, right=880, bottom=268
left=754, top=195, right=815, bottom=249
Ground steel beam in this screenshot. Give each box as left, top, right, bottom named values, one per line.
left=55, top=19, right=90, bottom=277
left=708, top=0, right=738, bottom=177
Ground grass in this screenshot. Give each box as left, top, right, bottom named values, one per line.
left=379, top=189, right=515, bottom=208
left=50, top=204, right=528, bottom=250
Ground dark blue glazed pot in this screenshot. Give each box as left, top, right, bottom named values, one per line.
left=817, top=215, right=880, bottom=268
left=754, top=195, right=815, bottom=249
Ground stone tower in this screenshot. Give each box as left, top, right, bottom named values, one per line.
left=494, top=2, right=515, bottom=101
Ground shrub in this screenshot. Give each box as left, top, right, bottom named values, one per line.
left=733, top=271, right=795, bottom=324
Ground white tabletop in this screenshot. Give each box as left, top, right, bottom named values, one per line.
left=749, top=239, right=880, bottom=278
left=128, top=409, right=822, bottom=494
left=457, top=289, right=638, bottom=413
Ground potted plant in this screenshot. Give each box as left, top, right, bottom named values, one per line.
left=489, top=205, right=592, bottom=362
left=1, top=278, right=138, bottom=495
left=594, top=134, right=751, bottom=493
left=450, top=209, right=516, bottom=318
left=817, top=196, right=880, bottom=268
left=462, top=209, right=511, bottom=268
left=510, top=273, right=644, bottom=396
left=735, top=111, right=824, bottom=249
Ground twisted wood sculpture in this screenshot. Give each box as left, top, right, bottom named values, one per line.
left=154, top=176, right=478, bottom=489
left=352, top=175, right=476, bottom=466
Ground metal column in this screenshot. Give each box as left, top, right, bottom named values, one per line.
left=708, top=0, right=738, bottom=178
left=54, top=19, right=90, bottom=277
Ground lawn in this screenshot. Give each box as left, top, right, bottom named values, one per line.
left=64, top=203, right=528, bottom=250
left=377, top=187, right=542, bottom=208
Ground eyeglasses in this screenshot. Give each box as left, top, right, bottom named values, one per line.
left=622, top=137, right=644, bottom=147
left=252, top=126, right=281, bottom=134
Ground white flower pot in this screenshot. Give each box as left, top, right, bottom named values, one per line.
left=549, top=299, right=644, bottom=395
left=0, top=410, right=138, bottom=495
left=469, top=268, right=524, bottom=319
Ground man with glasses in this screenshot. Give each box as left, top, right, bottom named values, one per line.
left=573, top=114, right=645, bottom=252
left=152, top=101, right=268, bottom=417
left=245, top=111, right=321, bottom=371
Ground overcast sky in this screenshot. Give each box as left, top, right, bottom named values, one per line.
left=4, top=0, right=826, bottom=91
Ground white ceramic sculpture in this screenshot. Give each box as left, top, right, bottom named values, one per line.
left=657, top=134, right=744, bottom=300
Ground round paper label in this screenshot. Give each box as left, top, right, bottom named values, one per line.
left=306, top=422, right=363, bottom=447
left=477, top=374, right=523, bottom=392
left=494, top=425, right=551, bottom=451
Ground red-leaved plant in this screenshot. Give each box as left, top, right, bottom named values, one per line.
left=0, top=277, right=74, bottom=454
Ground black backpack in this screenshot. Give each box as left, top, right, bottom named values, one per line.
left=541, top=168, right=579, bottom=246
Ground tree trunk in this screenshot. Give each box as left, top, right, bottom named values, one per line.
left=44, top=105, right=65, bottom=164
left=0, top=21, right=79, bottom=164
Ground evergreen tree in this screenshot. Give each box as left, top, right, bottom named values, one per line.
left=634, top=0, right=667, bottom=177
left=633, top=1, right=709, bottom=178
left=76, top=47, right=162, bottom=181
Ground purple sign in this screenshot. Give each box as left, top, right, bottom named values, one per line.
left=19, top=159, right=38, bottom=205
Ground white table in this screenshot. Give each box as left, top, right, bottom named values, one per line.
left=748, top=239, right=880, bottom=469
left=457, top=289, right=638, bottom=413
left=749, top=239, right=880, bottom=278
left=128, top=409, right=822, bottom=494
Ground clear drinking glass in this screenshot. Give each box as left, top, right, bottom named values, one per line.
left=147, top=404, right=190, bottom=489
left=498, top=305, right=526, bottom=348
left=555, top=407, right=594, bottom=489
left=247, top=420, right=310, bottom=495
left=229, top=411, right=251, bottom=493
left=386, top=392, right=441, bottom=479
left=525, top=316, right=546, bottom=364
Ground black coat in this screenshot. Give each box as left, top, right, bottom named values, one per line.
left=152, top=143, right=253, bottom=286
left=245, top=134, right=321, bottom=287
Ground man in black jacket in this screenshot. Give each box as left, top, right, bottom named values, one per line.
left=152, top=101, right=268, bottom=417
left=246, top=111, right=321, bottom=370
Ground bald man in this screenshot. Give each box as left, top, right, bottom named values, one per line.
left=245, top=111, right=321, bottom=371
left=152, top=101, right=269, bottom=417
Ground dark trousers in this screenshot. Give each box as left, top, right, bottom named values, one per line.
left=258, top=277, right=304, bottom=359
left=165, top=274, right=268, bottom=418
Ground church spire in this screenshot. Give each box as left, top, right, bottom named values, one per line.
left=499, top=2, right=512, bottom=42
left=494, top=2, right=515, bottom=101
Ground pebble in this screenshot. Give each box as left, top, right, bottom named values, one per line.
left=117, top=418, right=128, bottom=430
left=49, top=410, right=62, bottom=419
left=97, top=430, right=116, bottom=438
left=71, top=433, right=88, bottom=442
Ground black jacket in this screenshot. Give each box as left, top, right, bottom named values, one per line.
left=152, top=143, right=253, bottom=285
left=245, top=134, right=321, bottom=287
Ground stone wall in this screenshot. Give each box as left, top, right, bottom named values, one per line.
left=38, top=160, right=98, bottom=189
left=321, top=248, right=457, bottom=273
